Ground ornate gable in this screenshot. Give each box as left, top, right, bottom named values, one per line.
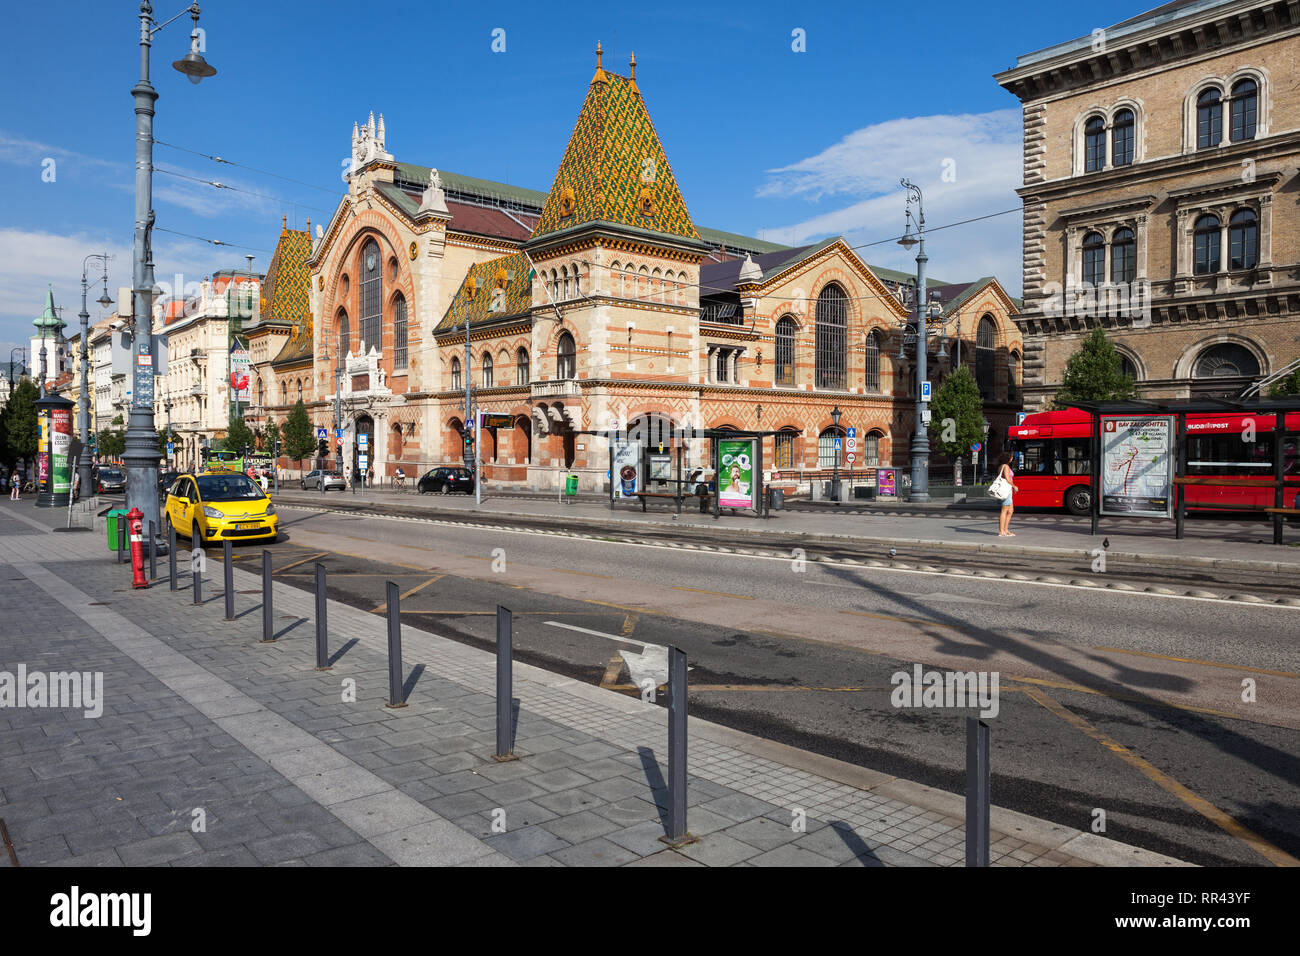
left=531, top=47, right=700, bottom=246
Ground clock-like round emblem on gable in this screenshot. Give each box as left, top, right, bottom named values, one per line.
left=366, top=252, right=377, bottom=271
left=408, top=240, right=418, bottom=260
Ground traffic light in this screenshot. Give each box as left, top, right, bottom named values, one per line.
left=317, top=439, right=328, bottom=459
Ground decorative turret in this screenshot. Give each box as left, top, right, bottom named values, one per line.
left=738, top=252, right=763, bottom=285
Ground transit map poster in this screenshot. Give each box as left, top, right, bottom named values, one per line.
left=1101, top=416, right=1174, bottom=517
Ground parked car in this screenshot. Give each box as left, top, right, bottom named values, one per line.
left=163, top=469, right=278, bottom=545
left=96, top=467, right=125, bottom=494
left=302, top=469, right=346, bottom=491
left=418, top=466, right=475, bottom=495
left=158, top=470, right=179, bottom=500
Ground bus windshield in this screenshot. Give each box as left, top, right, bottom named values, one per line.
left=1011, top=437, right=1091, bottom=476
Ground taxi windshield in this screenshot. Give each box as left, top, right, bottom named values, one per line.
left=196, top=474, right=265, bottom=502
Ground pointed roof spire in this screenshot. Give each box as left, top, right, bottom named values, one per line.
left=591, top=41, right=606, bottom=86
left=627, top=52, right=638, bottom=93
left=738, top=252, right=763, bottom=285
left=368, top=111, right=376, bottom=135
left=282, top=213, right=287, bottom=230
left=34, top=284, right=64, bottom=332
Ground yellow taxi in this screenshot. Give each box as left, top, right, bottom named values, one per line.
left=163, top=467, right=279, bottom=545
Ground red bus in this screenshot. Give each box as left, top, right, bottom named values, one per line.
left=1007, top=407, right=1300, bottom=515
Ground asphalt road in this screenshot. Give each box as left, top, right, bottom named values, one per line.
left=198, top=500, right=1300, bottom=867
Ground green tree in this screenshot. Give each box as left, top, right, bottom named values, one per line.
left=282, top=399, right=316, bottom=467
left=930, top=366, right=985, bottom=469
left=1052, top=327, right=1136, bottom=407
left=1267, top=365, right=1300, bottom=397
left=5, top=379, right=40, bottom=471
left=97, top=428, right=126, bottom=459
left=263, top=418, right=281, bottom=457
left=223, top=411, right=256, bottom=458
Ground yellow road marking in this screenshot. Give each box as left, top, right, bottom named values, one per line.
left=840, top=608, right=964, bottom=631
left=1024, top=687, right=1300, bottom=868
left=673, top=586, right=754, bottom=600
left=600, top=655, right=625, bottom=689
left=273, top=551, right=330, bottom=575
left=1095, top=646, right=1300, bottom=680
left=1005, top=675, right=1248, bottom=722
left=369, top=574, right=444, bottom=612
left=621, top=613, right=639, bottom=638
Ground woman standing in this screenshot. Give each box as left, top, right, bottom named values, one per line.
left=995, top=451, right=1019, bottom=536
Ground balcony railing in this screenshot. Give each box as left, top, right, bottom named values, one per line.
left=531, top=379, right=581, bottom=398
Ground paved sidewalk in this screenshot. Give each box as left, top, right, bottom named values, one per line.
left=271, top=485, right=1300, bottom=574
left=0, top=502, right=1187, bottom=867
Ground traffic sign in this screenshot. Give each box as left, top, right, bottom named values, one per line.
left=336, top=436, right=343, bottom=447
left=358, top=434, right=368, bottom=447
left=921, top=381, right=932, bottom=401
left=846, top=451, right=857, bottom=464
left=335, top=428, right=343, bottom=438
left=846, top=437, right=857, bottom=451
left=971, top=442, right=982, bottom=453
left=833, top=438, right=842, bottom=450
left=316, top=428, right=326, bottom=439
left=846, top=427, right=857, bottom=439
left=1016, top=412, right=1028, bottom=425
left=166, top=442, right=174, bottom=454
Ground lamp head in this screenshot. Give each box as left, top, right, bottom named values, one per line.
left=898, top=209, right=918, bottom=250
left=173, top=50, right=216, bottom=83
left=830, top=405, right=842, bottom=427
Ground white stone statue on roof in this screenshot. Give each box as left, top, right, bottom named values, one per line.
left=418, top=166, right=449, bottom=217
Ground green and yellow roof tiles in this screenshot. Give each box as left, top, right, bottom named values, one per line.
left=531, top=71, right=699, bottom=246
left=435, top=251, right=534, bottom=334
left=262, top=226, right=312, bottom=326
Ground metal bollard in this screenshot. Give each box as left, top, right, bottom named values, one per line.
left=168, top=523, right=178, bottom=590
left=664, top=645, right=693, bottom=845
left=192, top=553, right=202, bottom=606
left=494, top=606, right=515, bottom=760
left=385, top=581, right=406, bottom=708
left=117, top=515, right=126, bottom=563
left=223, top=539, right=235, bottom=621
left=260, top=550, right=275, bottom=643
left=965, top=717, right=990, bottom=867
left=148, top=521, right=157, bottom=579
left=314, top=563, right=330, bottom=670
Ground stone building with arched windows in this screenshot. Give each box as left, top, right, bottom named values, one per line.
left=997, top=0, right=1300, bottom=408
left=264, top=49, right=1019, bottom=489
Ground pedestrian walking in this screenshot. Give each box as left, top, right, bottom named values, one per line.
left=993, top=451, right=1019, bottom=537
left=9, top=470, right=18, bottom=501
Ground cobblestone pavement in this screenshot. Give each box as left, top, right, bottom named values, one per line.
left=0, top=503, right=1187, bottom=867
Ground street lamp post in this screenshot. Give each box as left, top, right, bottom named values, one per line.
left=9, top=347, right=26, bottom=393
left=898, top=178, right=932, bottom=503
left=830, top=405, right=842, bottom=501
left=78, top=254, right=114, bottom=496
left=122, top=2, right=215, bottom=540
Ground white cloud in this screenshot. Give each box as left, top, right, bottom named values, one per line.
left=0, top=131, right=123, bottom=174
left=756, top=110, right=1025, bottom=293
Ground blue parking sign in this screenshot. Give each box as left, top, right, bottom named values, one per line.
left=921, top=381, right=932, bottom=401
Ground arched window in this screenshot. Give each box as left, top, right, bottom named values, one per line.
left=1082, top=232, right=1105, bottom=287
left=516, top=347, right=530, bottom=386
left=1230, top=78, right=1257, bottom=142
left=976, top=315, right=997, bottom=400
left=296, top=379, right=303, bottom=402
left=775, top=316, right=796, bottom=387
left=814, top=284, right=847, bottom=390
left=560, top=266, right=569, bottom=300
left=864, top=330, right=881, bottom=392
left=359, top=239, right=382, bottom=355
left=481, top=351, right=493, bottom=388
left=1197, top=88, right=1222, bottom=149
left=1008, top=352, right=1021, bottom=402
left=279, top=382, right=287, bottom=405
left=392, top=294, right=408, bottom=370
left=572, top=263, right=581, bottom=297
left=1084, top=116, right=1106, bottom=172
left=556, top=332, right=576, bottom=380
left=817, top=426, right=845, bottom=469
left=863, top=430, right=881, bottom=466
left=1117, top=352, right=1139, bottom=382
left=450, top=356, right=461, bottom=392
left=257, top=379, right=264, bottom=407
left=1194, top=214, right=1221, bottom=275
left=1111, top=228, right=1136, bottom=285
left=336, top=309, right=350, bottom=358
left=1194, top=343, right=1260, bottom=379
left=1112, top=109, right=1135, bottom=166
left=1228, top=209, right=1258, bottom=270
left=774, top=428, right=798, bottom=469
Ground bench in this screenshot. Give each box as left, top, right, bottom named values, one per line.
left=634, top=491, right=711, bottom=513
left=1264, top=507, right=1300, bottom=515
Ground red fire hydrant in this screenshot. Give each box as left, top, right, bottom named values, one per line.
left=127, top=507, right=148, bottom=589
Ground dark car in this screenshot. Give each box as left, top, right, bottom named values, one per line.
left=158, top=470, right=179, bottom=500
left=418, top=467, right=475, bottom=495
left=96, top=468, right=125, bottom=494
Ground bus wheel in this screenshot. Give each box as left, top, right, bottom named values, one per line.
left=1065, top=486, right=1092, bottom=516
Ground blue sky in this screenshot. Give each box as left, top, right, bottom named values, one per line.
left=0, top=0, right=1153, bottom=358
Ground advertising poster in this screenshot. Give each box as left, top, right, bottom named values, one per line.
left=718, top=438, right=755, bottom=508
left=648, top=453, right=672, bottom=482
left=229, top=339, right=251, bottom=407
left=1101, top=416, right=1173, bottom=517
left=51, top=407, right=71, bottom=495
left=877, top=467, right=896, bottom=497
left=611, top=441, right=642, bottom=498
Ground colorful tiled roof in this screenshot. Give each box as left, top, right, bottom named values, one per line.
left=267, top=226, right=316, bottom=366
left=531, top=61, right=700, bottom=246
left=435, top=251, right=533, bottom=334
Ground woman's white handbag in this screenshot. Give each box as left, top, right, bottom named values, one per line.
left=987, top=475, right=1011, bottom=499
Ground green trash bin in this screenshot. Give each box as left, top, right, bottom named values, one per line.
left=565, top=474, right=579, bottom=497
left=106, top=508, right=128, bottom=551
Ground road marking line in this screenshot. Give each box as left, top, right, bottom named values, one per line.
left=556, top=568, right=616, bottom=580
left=273, top=551, right=331, bottom=575
left=1024, top=686, right=1300, bottom=868
left=369, top=574, right=444, bottom=612
left=673, top=585, right=754, bottom=600
left=621, top=613, right=639, bottom=639
left=839, top=608, right=964, bottom=631
left=1005, top=675, right=1253, bottom=722
left=1095, top=646, right=1300, bottom=680
left=543, top=620, right=647, bottom=650
left=600, top=655, right=625, bottom=689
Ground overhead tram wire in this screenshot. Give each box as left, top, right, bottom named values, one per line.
left=154, top=226, right=273, bottom=253
left=152, top=138, right=340, bottom=195
left=151, top=165, right=335, bottom=217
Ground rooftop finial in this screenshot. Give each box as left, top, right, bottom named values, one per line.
left=282, top=214, right=287, bottom=229
left=591, top=40, right=607, bottom=85
left=596, top=41, right=602, bottom=70
left=629, top=52, right=636, bottom=80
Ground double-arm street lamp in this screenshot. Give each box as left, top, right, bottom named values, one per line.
left=122, top=1, right=216, bottom=538
left=897, top=178, right=936, bottom=503
left=78, top=255, right=114, bottom=496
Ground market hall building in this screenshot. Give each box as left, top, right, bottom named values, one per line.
left=250, top=47, right=1021, bottom=491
